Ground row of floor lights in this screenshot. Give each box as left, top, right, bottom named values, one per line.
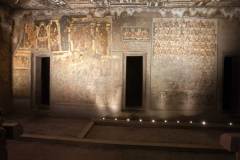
left=101, top=117, right=234, bottom=126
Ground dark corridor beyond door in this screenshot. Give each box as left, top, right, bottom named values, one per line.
left=41, top=57, right=50, bottom=105
left=125, top=56, right=143, bottom=108
left=223, top=56, right=240, bottom=113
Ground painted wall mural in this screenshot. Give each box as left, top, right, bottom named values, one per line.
left=69, top=17, right=111, bottom=55
left=122, top=27, right=150, bottom=41
left=13, top=55, right=31, bottom=69
left=151, top=18, right=217, bottom=110
left=15, top=16, right=113, bottom=104
left=36, top=21, right=50, bottom=50
left=60, top=16, right=70, bottom=51
left=153, top=18, right=216, bottom=56
left=73, top=0, right=239, bottom=7
left=13, top=50, right=31, bottom=97
left=19, top=22, right=37, bottom=49
left=13, top=12, right=227, bottom=117
left=50, top=20, right=61, bottom=52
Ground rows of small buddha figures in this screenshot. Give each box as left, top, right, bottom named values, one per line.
left=75, top=0, right=231, bottom=7
left=19, top=16, right=111, bottom=56
left=153, top=18, right=217, bottom=56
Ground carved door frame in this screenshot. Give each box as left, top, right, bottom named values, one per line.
left=31, top=52, right=52, bottom=110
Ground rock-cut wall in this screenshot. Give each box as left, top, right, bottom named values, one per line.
left=0, top=7, right=13, bottom=112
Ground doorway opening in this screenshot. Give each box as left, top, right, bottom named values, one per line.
left=223, top=56, right=240, bottom=113
left=35, top=57, right=50, bottom=106
left=125, top=56, right=143, bottom=109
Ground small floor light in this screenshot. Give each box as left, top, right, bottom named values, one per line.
left=126, top=118, right=130, bottom=122
left=102, top=117, right=105, bottom=120
left=114, top=118, right=118, bottom=121
left=152, top=119, right=156, bottom=123
left=202, top=121, right=207, bottom=126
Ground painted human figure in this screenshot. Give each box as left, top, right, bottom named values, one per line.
left=37, top=23, right=48, bottom=49
left=50, top=21, right=60, bottom=51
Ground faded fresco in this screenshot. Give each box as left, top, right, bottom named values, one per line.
left=69, top=18, right=111, bottom=55
left=14, top=16, right=121, bottom=111
left=13, top=50, right=31, bottom=97
left=19, top=22, right=37, bottom=49
left=60, top=16, right=70, bottom=51
left=50, top=16, right=119, bottom=109
left=36, top=21, right=50, bottom=50
left=152, top=18, right=217, bottom=111
left=13, top=55, right=31, bottom=69
left=49, top=20, right=61, bottom=52
left=122, top=27, right=150, bottom=41
left=13, top=12, right=223, bottom=117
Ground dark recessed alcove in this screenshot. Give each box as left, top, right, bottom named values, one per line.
left=223, top=55, right=240, bottom=113
left=125, top=56, right=143, bottom=109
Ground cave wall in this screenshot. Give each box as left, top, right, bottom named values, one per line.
left=0, top=6, right=13, bottom=112
left=12, top=8, right=240, bottom=119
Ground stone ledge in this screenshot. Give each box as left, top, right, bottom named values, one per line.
left=19, top=133, right=230, bottom=153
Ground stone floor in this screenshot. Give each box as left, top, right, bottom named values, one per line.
left=5, top=115, right=239, bottom=160
left=7, top=140, right=235, bottom=160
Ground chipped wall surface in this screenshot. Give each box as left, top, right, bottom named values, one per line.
left=12, top=8, right=240, bottom=119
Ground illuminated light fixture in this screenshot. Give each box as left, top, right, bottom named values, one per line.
left=102, top=117, right=105, bottom=120
left=202, top=121, right=207, bottom=126
left=229, top=122, right=233, bottom=126
left=114, top=118, right=118, bottom=121
left=126, top=118, right=130, bottom=122
left=152, top=119, right=156, bottom=123
left=164, top=120, right=168, bottom=123
left=139, top=119, right=143, bottom=123
left=177, top=120, right=180, bottom=124
left=189, top=121, right=193, bottom=124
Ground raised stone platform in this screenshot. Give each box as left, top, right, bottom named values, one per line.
left=5, top=116, right=240, bottom=160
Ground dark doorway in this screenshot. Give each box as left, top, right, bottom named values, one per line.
left=35, top=57, right=50, bottom=106
left=223, top=56, right=240, bottom=113
left=41, top=57, right=50, bottom=105
left=125, top=56, right=143, bottom=108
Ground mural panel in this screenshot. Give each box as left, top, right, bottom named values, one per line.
left=36, top=21, right=50, bottom=50
left=50, top=20, right=61, bottom=52
left=50, top=17, right=113, bottom=105
left=13, top=55, right=31, bottom=69
left=60, top=16, right=70, bottom=51
left=122, top=27, right=150, bottom=41
left=19, top=22, right=37, bottom=49
left=70, top=21, right=93, bottom=53
left=153, top=18, right=216, bottom=56
left=152, top=18, right=217, bottom=110
left=69, top=17, right=111, bottom=56
left=13, top=50, right=31, bottom=98
left=110, top=0, right=146, bottom=5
